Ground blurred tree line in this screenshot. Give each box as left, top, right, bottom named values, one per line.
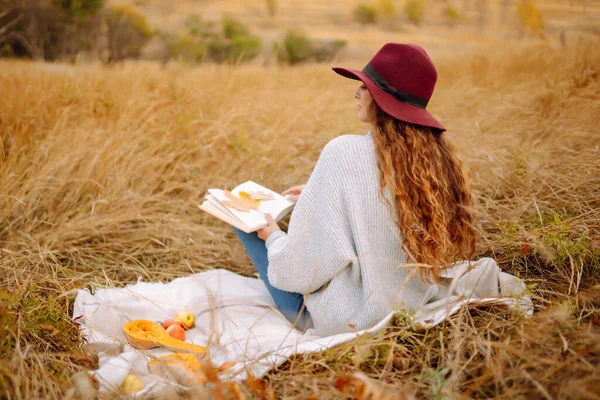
left=164, top=14, right=345, bottom=65
left=351, top=0, right=545, bottom=37
left=0, top=0, right=269, bottom=63
left=0, top=0, right=153, bottom=62
left=0, top=0, right=346, bottom=64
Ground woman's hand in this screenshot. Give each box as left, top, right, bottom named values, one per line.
left=257, top=213, right=281, bottom=241
left=281, top=184, right=306, bottom=202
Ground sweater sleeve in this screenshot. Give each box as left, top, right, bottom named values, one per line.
left=266, top=138, right=356, bottom=294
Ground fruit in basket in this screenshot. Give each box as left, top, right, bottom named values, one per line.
left=174, top=310, right=195, bottom=329
left=166, top=324, right=186, bottom=341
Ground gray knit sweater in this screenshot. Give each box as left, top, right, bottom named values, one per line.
left=265, top=131, right=437, bottom=336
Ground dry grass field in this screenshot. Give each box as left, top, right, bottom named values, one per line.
left=1, top=36, right=600, bottom=399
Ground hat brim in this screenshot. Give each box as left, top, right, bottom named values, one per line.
left=332, top=67, right=446, bottom=132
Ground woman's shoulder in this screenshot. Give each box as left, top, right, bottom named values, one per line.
left=321, top=133, right=374, bottom=158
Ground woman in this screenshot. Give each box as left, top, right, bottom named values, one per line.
left=233, top=43, right=477, bottom=336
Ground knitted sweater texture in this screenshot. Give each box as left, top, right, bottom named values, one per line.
left=265, top=131, right=437, bottom=336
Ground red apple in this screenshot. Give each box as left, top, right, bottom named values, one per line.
left=162, top=319, right=185, bottom=330
left=166, top=324, right=186, bottom=341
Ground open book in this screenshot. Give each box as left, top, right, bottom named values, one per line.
left=198, top=180, right=296, bottom=233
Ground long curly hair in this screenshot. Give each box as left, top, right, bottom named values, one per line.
left=368, top=101, right=477, bottom=282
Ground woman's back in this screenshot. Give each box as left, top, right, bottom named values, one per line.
left=266, top=132, right=437, bottom=336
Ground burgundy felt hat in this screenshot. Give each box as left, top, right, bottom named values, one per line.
left=332, top=43, right=445, bottom=131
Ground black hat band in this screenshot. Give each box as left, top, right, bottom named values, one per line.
left=363, top=63, right=429, bottom=110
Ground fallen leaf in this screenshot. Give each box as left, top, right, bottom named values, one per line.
left=519, top=244, right=533, bottom=255
left=334, top=376, right=352, bottom=397
left=335, top=372, right=416, bottom=400
left=242, top=190, right=274, bottom=201
left=223, top=190, right=260, bottom=212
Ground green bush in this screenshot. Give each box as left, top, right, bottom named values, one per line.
left=403, top=0, right=426, bottom=25
left=229, top=34, right=262, bottom=63
left=275, top=30, right=346, bottom=65
left=105, top=5, right=154, bottom=62
left=166, top=32, right=206, bottom=62
left=209, top=16, right=261, bottom=63
left=206, top=37, right=231, bottom=63
left=353, top=4, right=378, bottom=25
left=206, top=35, right=261, bottom=64
left=222, top=14, right=249, bottom=39
left=516, top=0, right=544, bottom=36
left=164, top=15, right=215, bottom=63
left=312, top=39, right=347, bottom=62
left=184, top=14, right=216, bottom=38
left=443, top=4, right=461, bottom=27
left=277, top=30, right=313, bottom=64
left=52, top=0, right=104, bottom=17
left=162, top=14, right=261, bottom=64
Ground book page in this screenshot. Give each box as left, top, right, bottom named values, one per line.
left=198, top=201, right=253, bottom=233
left=207, top=189, right=270, bottom=231
left=206, top=181, right=295, bottom=231
left=205, top=194, right=238, bottom=220
left=231, top=181, right=295, bottom=222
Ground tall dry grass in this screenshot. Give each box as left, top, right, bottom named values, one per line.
left=1, top=41, right=599, bottom=399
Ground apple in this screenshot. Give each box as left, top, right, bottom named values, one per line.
left=121, top=374, right=143, bottom=395
left=166, top=324, right=186, bottom=341
left=162, top=319, right=185, bottom=330
left=174, top=310, right=195, bottom=329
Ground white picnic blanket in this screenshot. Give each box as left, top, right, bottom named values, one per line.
left=73, top=257, right=532, bottom=396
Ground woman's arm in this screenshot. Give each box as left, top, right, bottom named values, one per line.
left=265, top=140, right=356, bottom=294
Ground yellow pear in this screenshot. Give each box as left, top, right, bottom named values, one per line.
left=174, top=310, right=195, bottom=329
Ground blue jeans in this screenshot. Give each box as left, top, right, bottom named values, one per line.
left=232, top=227, right=312, bottom=331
